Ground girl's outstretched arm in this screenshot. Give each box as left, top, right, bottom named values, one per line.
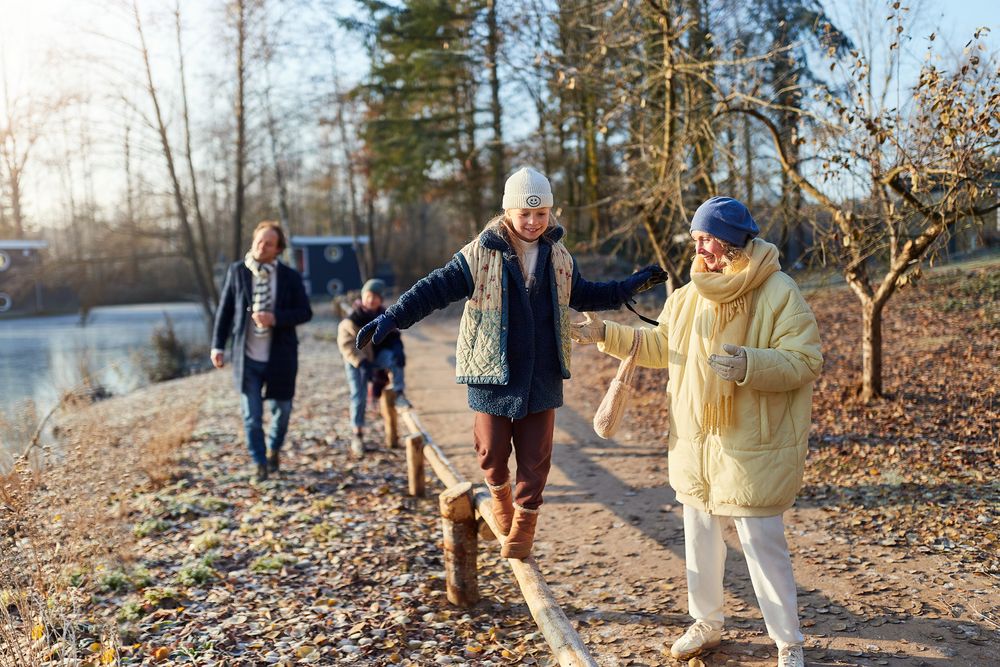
left=385, top=255, right=473, bottom=328
left=357, top=255, right=472, bottom=350
left=569, top=261, right=666, bottom=311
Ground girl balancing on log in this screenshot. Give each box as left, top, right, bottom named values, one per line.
left=357, top=167, right=665, bottom=559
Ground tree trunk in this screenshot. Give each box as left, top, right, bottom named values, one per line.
left=685, top=0, right=715, bottom=201
left=860, top=298, right=884, bottom=402
left=123, top=123, right=140, bottom=282
left=231, top=0, right=247, bottom=262
left=774, top=45, right=802, bottom=262
left=133, top=0, right=214, bottom=325
left=9, top=168, right=24, bottom=237
left=742, top=110, right=754, bottom=209
left=558, top=94, right=576, bottom=231
left=176, top=0, right=218, bottom=306
left=486, top=0, right=504, bottom=200
left=460, top=80, right=484, bottom=238
left=265, top=90, right=292, bottom=237
left=0, top=173, right=8, bottom=233
left=330, top=59, right=363, bottom=274
left=364, top=185, right=376, bottom=276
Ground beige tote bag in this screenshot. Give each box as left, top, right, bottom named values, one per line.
left=593, top=328, right=642, bottom=439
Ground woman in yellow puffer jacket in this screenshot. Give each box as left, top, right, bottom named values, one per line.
left=572, top=197, right=822, bottom=667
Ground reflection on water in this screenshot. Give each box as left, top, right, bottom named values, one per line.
left=0, top=303, right=209, bottom=419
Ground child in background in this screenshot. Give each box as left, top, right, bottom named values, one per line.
left=337, top=278, right=410, bottom=456
left=357, top=167, right=665, bottom=558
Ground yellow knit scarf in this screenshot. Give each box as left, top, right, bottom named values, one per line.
left=690, top=238, right=780, bottom=433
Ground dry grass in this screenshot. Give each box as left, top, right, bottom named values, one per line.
left=139, top=410, right=197, bottom=489
left=0, top=389, right=200, bottom=665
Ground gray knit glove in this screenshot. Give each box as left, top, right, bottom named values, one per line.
left=708, top=344, right=747, bottom=382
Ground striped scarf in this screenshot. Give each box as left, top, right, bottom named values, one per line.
left=244, top=253, right=275, bottom=337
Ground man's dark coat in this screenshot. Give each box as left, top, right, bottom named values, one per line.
left=212, top=260, right=313, bottom=400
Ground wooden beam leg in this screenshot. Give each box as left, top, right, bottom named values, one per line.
left=439, top=482, right=479, bottom=607
left=379, top=388, right=398, bottom=449
left=404, top=434, right=426, bottom=498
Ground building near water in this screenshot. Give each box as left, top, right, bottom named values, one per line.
left=0, top=240, right=48, bottom=315
left=290, top=236, right=369, bottom=298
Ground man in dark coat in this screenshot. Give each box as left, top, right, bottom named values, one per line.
left=211, top=221, right=313, bottom=481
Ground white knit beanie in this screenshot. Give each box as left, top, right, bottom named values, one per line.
left=502, top=167, right=553, bottom=210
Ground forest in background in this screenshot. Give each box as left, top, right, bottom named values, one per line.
left=1, top=0, right=997, bottom=399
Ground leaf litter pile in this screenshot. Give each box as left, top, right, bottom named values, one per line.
left=1, top=345, right=549, bottom=665
left=803, top=266, right=998, bottom=577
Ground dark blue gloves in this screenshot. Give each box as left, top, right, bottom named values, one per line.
left=356, top=313, right=398, bottom=350
left=620, top=264, right=669, bottom=300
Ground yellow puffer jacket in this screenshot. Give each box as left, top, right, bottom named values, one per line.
left=599, top=271, right=822, bottom=517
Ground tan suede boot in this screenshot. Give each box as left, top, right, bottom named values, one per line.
left=501, top=505, right=539, bottom=559
left=486, top=481, right=515, bottom=536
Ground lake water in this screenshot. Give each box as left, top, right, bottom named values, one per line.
left=0, top=303, right=210, bottom=420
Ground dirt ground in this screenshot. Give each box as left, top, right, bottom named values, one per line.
left=401, top=311, right=999, bottom=667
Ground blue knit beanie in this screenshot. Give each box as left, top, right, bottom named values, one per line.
left=690, top=196, right=759, bottom=248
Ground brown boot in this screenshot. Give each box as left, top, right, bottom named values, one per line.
left=486, top=481, right=515, bottom=536
left=501, top=506, right=539, bottom=559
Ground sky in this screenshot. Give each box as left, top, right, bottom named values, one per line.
left=2, top=0, right=994, bottom=74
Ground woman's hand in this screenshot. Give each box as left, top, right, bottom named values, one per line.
left=708, top=344, right=747, bottom=382
left=570, top=312, right=606, bottom=344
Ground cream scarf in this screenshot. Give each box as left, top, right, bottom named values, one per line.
left=690, top=238, right=780, bottom=433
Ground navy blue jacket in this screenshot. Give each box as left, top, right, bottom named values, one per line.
left=212, top=260, right=313, bottom=400
left=386, top=226, right=630, bottom=419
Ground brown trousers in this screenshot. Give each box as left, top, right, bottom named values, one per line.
left=473, top=409, right=555, bottom=510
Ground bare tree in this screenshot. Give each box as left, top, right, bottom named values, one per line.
left=257, top=3, right=296, bottom=242
left=0, top=53, right=59, bottom=236
left=323, top=49, right=367, bottom=276
left=131, top=0, right=215, bottom=323
left=229, top=0, right=250, bottom=261
left=485, top=0, right=505, bottom=201
left=174, top=0, right=218, bottom=305
left=725, top=16, right=999, bottom=402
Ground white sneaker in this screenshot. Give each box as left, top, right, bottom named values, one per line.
left=777, top=643, right=805, bottom=667
left=670, top=620, right=722, bottom=660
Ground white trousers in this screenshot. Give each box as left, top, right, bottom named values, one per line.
left=683, top=504, right=804, bottom=646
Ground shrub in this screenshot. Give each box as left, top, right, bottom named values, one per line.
left=249, top=554, right=295, bottom=573
left=133, top=518, right=168, bottom=538
left=99, top=570, right=131, bottom=594
left=144, top=314, right=187, bottom=383
left=189, top=532, right=221, bottom=554
left=175, top=561, right=215, bottom=587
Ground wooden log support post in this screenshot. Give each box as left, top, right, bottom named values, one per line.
left=379, top=388, right=399, bottom=449
left=439, top=481, right=479, bottom=607
left=401, top=410, right=597, bottom=666
left=401, top=412, right=463, bottom=488
left=404, top=433, right=426, bottom=497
